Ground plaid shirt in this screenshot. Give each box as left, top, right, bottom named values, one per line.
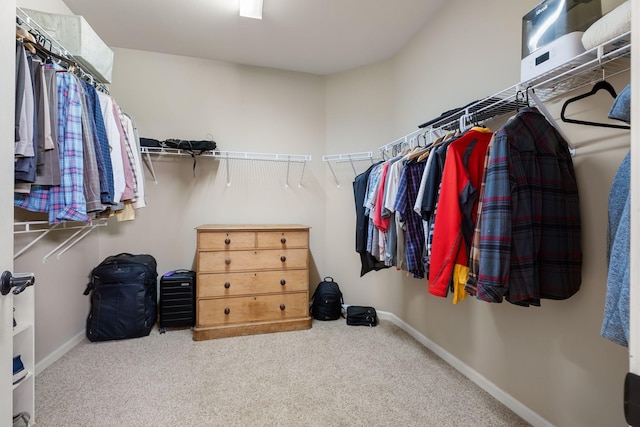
left=15, top=72, right=91, bottom=223
left=82, top=81, right=115, bottom=205
left=465, top=136, right=494, bottom=296
left=476, top=108, right=581, bottom=304
left=48, top=72, right=91, bottom=223
left=76, top=77, right=102, bottom=213
left=395, top=160, right=427, bottom=278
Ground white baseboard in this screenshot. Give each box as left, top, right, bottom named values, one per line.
left=378, top=311, right=553, bottom=427
left=35, top=330, right=85, bottom=376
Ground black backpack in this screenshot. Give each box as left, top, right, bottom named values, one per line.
left=311, top=277, right=343, bottom=320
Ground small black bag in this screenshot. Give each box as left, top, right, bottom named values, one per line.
left=346, top=306, right=378, bottom=327
left=311, top=277, right=343, bottom=321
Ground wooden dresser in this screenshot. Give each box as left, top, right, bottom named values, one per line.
left=193, top=224, right=312, bottom=340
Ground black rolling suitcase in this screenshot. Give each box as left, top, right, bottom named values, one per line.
left=159, top=269, right=196, bottom=333
left=84, top=253, right=158, bottom=342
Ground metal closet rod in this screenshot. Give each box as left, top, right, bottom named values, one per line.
left=378, top=128, right=426, bottom=157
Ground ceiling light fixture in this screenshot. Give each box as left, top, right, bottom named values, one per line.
left=239, top=0, right=263, bottom=20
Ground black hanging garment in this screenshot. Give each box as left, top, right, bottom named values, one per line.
left=353, top=162, right=389, bottom=276
left=84, top=253, right=158, bottom=342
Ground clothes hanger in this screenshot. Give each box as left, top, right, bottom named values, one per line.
left=560, top=80, right=630, bottom=130
left=406, top=133, right=433, bottom=161
left=529, top=87, right=576, bottom=156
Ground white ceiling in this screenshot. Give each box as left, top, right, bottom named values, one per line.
left=61, top=0, right=446, bottom=75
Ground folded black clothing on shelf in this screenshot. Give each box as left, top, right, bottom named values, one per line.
left=163, top=139, right=217, bottom=152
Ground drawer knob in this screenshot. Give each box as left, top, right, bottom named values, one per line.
left=225, top=258, right=231, bottom=265
left=224, top=307, right=230, bottom=315
left=225, top=238, right=231, bottom=245
left=281, top=237, right=287, bottom=244
left=280, top=256, right=286, bottom=262
left=224, top=282, right=231, bottom=289
left=280, top=279, right=286, bottom=286
left=280, top=304, right=286, bottom=311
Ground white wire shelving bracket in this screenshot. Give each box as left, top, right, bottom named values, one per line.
left=140, top=148, right=313, bottom=187
left=322, top=152, right=374, bottom=187
left=14, top=219, right=108, bottom=262
left=214, top=151, right=312, bottom=188
left=139, top=146, right=208, bottom=184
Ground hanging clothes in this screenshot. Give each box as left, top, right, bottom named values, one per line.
left=76, top=76, right=103, bottom=213
left=14, top=42, right=37, bottom=184
left=394, top=159, right=427, bottom=278
left=354, top=162, right=389, bottom=276
left=474, top=107, right=582, bottom=306
left=601, top=151, right=630, bottom=346
left=428, top=127, right=493, bottom=302
left=32, top=62, right=61, bottom=187
left=80, top=79, right=115, bottom=206
left=383, top=155, right=406, bottom=269
left=13, top=38, right=146, bottom=224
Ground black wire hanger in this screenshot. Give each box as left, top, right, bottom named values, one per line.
left=560, top=80, right=630, bottom=130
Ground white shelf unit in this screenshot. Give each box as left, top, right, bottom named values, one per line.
left=411, top=32, right=631, bottom=137
left=12, top=286, right=35, bottom=422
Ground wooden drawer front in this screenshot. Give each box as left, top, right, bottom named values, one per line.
left=198, top=270, right=309, bottom=298
left=197, top=293, right=309, bottom=327
left=198, top=231, right=255, bottom=250
left=198, top=249, right=308, bottom=273
left=257, top=231, right=309, bottom=249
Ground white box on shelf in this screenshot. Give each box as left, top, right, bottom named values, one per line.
left=22, top=8, right=114, bottom=83
left=521, top=0, right=602, bottom=82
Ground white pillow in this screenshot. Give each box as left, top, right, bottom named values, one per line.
left=582, top=0, right=631, bottom=50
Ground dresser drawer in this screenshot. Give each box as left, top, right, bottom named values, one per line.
left=198, top=231, right=255, bottom=250
left=197, top=292, right=309, bottom=327
left=198, top=248, right=308, bottom=273
left=197, top=270, right=309, bottom=298
left=257, top=230, right=309, bottom=249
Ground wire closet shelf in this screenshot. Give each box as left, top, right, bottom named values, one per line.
left=421, top=31, right=631, bottom=134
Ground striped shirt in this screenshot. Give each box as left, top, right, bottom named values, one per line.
left=395, top=160, right=427, bottom=278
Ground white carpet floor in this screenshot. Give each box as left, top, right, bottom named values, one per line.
left=35, top=319, right=530, bottom=426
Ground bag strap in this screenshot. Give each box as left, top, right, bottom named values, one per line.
left=323, top=276, right=334, bottom=282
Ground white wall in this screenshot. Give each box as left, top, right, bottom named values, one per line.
left=103, top=48, right=328, bottom=285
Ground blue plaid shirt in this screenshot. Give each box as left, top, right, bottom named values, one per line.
left=394, top=160, right=427, bottom=278
left=15, top=72, right=91, bottom=223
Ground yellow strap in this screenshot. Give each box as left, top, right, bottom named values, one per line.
left=452, top=264, right=470, bottom=304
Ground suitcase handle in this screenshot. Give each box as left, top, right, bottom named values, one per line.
left=163, top=269, right=194, bottom=277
